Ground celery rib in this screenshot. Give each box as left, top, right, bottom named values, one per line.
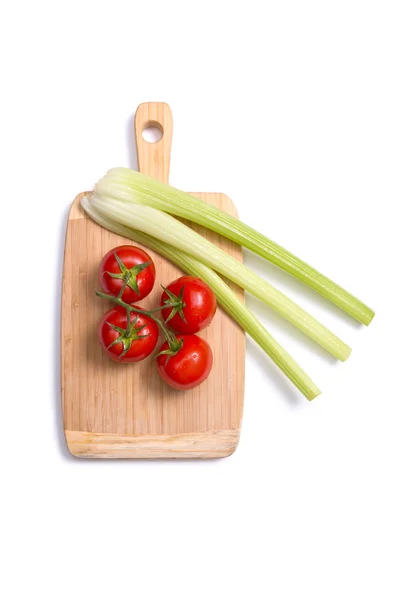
left=89, top=193, right=351, bottom=361
left=81, top=196, right=321, bottom=400
left=97, top=168, right=374, bottom=325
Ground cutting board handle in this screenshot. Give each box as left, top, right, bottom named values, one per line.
left=135, top=102, right=173, bottom=184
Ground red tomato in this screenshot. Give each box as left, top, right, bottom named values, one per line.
left=99, top=305, right=158, bottom=362
left=157, top=334, right=213, bottom=390
left=99, top=245, right=156, bottom=303
left=161, top=276, right=217, bottom=334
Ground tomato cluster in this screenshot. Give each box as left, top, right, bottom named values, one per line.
left=97, top=245, right=216, bottom=390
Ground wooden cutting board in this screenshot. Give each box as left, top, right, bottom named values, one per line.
left=61, top=102, right=245, bottom=458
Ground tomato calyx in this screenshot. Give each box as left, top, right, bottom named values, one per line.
left=106, top=314, right=150, bottom=359
left=160, top=285, right=187, bottom=324
left=155, top=334, right=184, bottom=362
left=104, top=252, right=152, bottom=297
left=96, top=290, right=183, bottom=359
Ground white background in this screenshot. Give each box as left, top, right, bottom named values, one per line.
left=1, top=1, right=399, bottom=599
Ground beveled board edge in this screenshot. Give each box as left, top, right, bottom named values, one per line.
left=65, top=429, right=240, bottom=459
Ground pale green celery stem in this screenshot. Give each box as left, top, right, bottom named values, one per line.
left=97, top=168, right=374, bottom=326
left=81, top=196, right=321, bottom=400
left=89, top=193, right=351, bottom=361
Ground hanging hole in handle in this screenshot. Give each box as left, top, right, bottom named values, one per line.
left=142, top=121, right=163, bottom=143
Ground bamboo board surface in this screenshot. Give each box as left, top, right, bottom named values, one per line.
left=61, top=102, right=245, bottom=458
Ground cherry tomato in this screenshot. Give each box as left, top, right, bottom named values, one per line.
left=161, top=276, right=217, bottom=334
left=157, top=334, right=213, bottom=390
left=99, top=305, right=158, bottom=362
left=99, top=245, right=156, bottom=303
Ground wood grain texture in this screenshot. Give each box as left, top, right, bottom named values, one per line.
left=61, top=102, right=245, bottom=458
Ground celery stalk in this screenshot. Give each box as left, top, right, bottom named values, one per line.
left=88, top=192, right=351, bottom=361
left=95, top=168, right=374, bottom=325
left=81, top=196, right=321, bottom=400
